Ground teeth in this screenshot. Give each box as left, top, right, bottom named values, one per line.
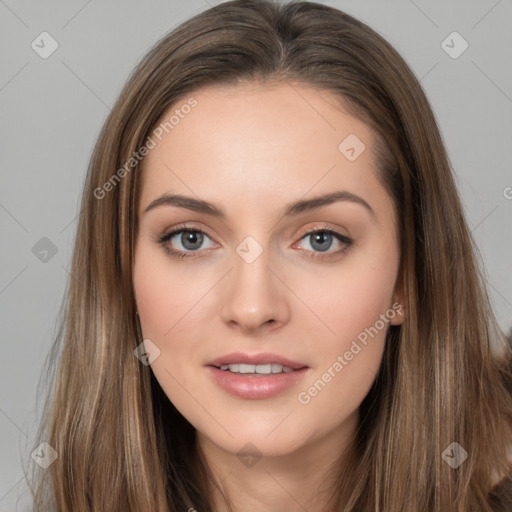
left=219, top=363, right=295, bottom=374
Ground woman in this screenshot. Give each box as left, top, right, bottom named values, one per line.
left=29, top=0, right=512, bottom=510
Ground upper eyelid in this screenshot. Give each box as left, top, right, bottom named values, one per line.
left=160, top=224, right=215, bottom=242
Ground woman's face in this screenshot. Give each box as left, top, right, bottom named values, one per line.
left=133, top=81, right=403, bottom=459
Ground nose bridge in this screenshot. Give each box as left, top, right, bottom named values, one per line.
left=219, top=234, right=289, bottom=331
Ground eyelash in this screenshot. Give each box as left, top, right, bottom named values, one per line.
left=156, top=224, right=353, bottom=261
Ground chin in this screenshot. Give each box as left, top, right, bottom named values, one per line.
left=198, top=422, right=311, bottom=459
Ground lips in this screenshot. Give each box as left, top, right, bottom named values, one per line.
left=205, top=351, right=310, bottom=399
left=206, top=351, right=307, bottom=370
left=207, top=366, right=310, bottom=401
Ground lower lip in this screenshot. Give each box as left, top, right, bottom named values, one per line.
left=206, top=366, right=309, bottom=400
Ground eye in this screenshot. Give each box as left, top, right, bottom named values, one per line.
left=157, top=225, right=217, bottom=259
left=294, top=226, right=353, bottom=260
left=156, top=224, right=353, bottom=261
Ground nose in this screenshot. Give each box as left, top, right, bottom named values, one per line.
left=220, top=246, right=290, bottom=334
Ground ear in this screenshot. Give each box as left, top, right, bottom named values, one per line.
left=389, top=287, right=405, bottom=326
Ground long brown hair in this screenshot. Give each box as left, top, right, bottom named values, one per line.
left=28, top=0, right=512, bottom=510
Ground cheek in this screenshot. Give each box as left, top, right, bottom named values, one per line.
left=133, top=245, right=201, bottom=339
left=133, top=267, right=173, bottom=339
left=294, top=240, right=398, bottom=406
left=294, top=286, right=393, bottom=430
left=133, top=244, right=217, bottom=397
left=133, top=251, right=206, bottom=406
left=299, top=245, right=398, bottom=353
left=331, top=267, right=395, bottom=335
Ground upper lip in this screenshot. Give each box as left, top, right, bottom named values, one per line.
left=207, top=352, right=307, bottom=370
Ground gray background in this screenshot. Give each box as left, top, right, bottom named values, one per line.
left=1, top=0, right=511, bottom=509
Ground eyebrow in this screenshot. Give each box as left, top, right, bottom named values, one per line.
left=143, top=190, right=375, bottom=218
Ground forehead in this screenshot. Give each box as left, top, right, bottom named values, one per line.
left=138, top=81, right=383, bottom=217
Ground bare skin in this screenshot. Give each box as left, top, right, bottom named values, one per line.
left=133, top=81, right=403, bottom=512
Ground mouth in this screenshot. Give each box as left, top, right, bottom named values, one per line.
left=205, top=352, right=309, bottom=399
